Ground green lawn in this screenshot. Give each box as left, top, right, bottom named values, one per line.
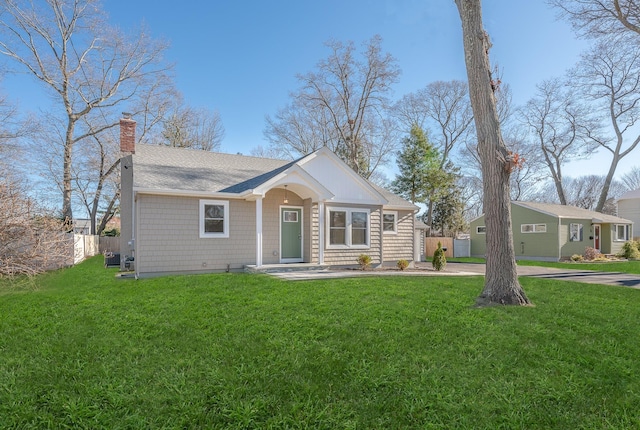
left=1, top=257, right=640, bottom=429
left=517, top=259, right=640, bottom=274
left=450, top=257, right=640, bottom=274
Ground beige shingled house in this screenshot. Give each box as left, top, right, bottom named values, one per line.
left=118, top=117, right=420, bottom=277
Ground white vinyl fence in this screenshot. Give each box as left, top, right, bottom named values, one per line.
left=68, top=234, right=100, bottom=265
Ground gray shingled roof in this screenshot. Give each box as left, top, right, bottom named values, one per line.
left=370, top=182, right=417, bottom=210
left=132, top=144, right=289, bottom=192
left=514, top=201, right=632, bottom=224
left=131, top=144, right=416, bottom=210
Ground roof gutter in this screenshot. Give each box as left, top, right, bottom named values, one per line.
left=133, top=187, right=251, bottom=199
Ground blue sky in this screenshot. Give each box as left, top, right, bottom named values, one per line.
left=6, top=1, right=634, bottom=178
left=100, top=1, right=587, bottom=153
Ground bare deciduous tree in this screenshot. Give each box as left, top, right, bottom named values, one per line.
left=393, top=80, right=474, bottom=166
left=550, top=0, right=640, bottom=37
left=519, top=78, right=599, bottom=205
left=569, top=34, right=640, bottom=212
left=0, top=172, right=69, bottom=277
left=263, top=36, right=401, bottom=178
left=263, top=96, right=336, bottom=159
left=621, top=166, right=640, bottom=191
left=455, top=0, right=531, bottom=306
left=537, top=175, right=624, bottom=214
left=0, top=0, right=171, bottom=223
left=157, top=104, right=225, bottom=151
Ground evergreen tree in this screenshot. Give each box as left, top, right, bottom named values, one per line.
left=391, top=125, right=460, bottom=229
left=432, top=186, right=467, bottom=237
left=390, top=125, right=441, bottom=204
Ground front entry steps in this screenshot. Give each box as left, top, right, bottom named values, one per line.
left=245, top=263, right=329, bottom=274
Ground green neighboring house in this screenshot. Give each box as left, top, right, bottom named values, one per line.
left=470, top=201, right=634, bottom=261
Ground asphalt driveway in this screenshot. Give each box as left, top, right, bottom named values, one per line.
left=444, top=262, right=640, bottom=288
left=270, top=262, right=640, bottom=288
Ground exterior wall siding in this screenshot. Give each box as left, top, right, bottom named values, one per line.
left=381, top=210, right=414, bottom=263
left=618, top=199, right=639, bottom=240
left=136, top=195, right=256, bottom=274
left=511, top=204, right=559, bottom=259
left=601, top=224, right=612, bottom=254
left=119, top=154, right=134, bottom=270
left=471, top=207, right=560, bottom=261
left=559, top=218, right=592, bottom=258
left=134, top=191, right=411, bottom=273
left=469, top=217, right=487, bottom=257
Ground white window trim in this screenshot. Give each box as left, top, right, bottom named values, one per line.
left=521, top=223, right=547, bottom=233
left=614, top=224, right=630, bottom=241
left=326, top=207, right=371, bottom=250
left=569, top=223, right=583, bottom=242
left=476, top=226, right=486, bottom=234
left=199, top=199, right=229, bottom=238
left=383, top=211, right=398, bottom=234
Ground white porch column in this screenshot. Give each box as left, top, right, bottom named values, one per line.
left=318, top=201, right=325, bottom=265
left=256, top=196, right=263, bottom=267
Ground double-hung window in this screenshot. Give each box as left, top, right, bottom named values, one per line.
left=615, top=224, right=630, bottom=241
left=383, top=211, right=397, bottom=234
left=329, top=210, right=347, bottom=245
left=199, top=199, right=229, bottom=238
left=569, top=223, right=583, bottom=242
left=327, top=207, right=370, bottom=248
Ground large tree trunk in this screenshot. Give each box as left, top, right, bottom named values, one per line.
left=455, top=0, right=531, bottom=306
left=62, top=120, right=75, bottom=224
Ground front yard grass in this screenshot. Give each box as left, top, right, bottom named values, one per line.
left=517, top=259, right=640, bottom=274
left=450, top=257, right=640, bottom=274
left=1, top=256, right=639, bottom=429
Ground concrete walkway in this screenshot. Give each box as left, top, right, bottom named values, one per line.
left=269, top=262, right=640, bottom=289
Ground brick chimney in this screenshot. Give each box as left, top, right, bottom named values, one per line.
left=120, top=113, right=136, bottom=154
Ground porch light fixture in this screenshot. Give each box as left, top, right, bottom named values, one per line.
left=283, top=185, right=289, bottom=204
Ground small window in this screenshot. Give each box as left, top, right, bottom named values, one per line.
left=615, top=224, right=630, bottom=241
left=521, top=223, right=546, bottom=233
left=283, top=210, right=298, bottom=222
left=476, top=226, right=486, bottom=234
left=570, top=223, right=583, bottom=242
left=383, top=211, right=397, bottom=234
left=199, top=199, right=229, bottom=238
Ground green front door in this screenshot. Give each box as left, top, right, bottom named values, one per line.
left=281, top=208, right=302, bottom=262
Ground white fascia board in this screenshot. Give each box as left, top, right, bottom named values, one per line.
left=383, top=204, right=420, bottom=212
left=133, top=187, right=249, bottom=199
left=251, top=165, right=334, bottom=201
